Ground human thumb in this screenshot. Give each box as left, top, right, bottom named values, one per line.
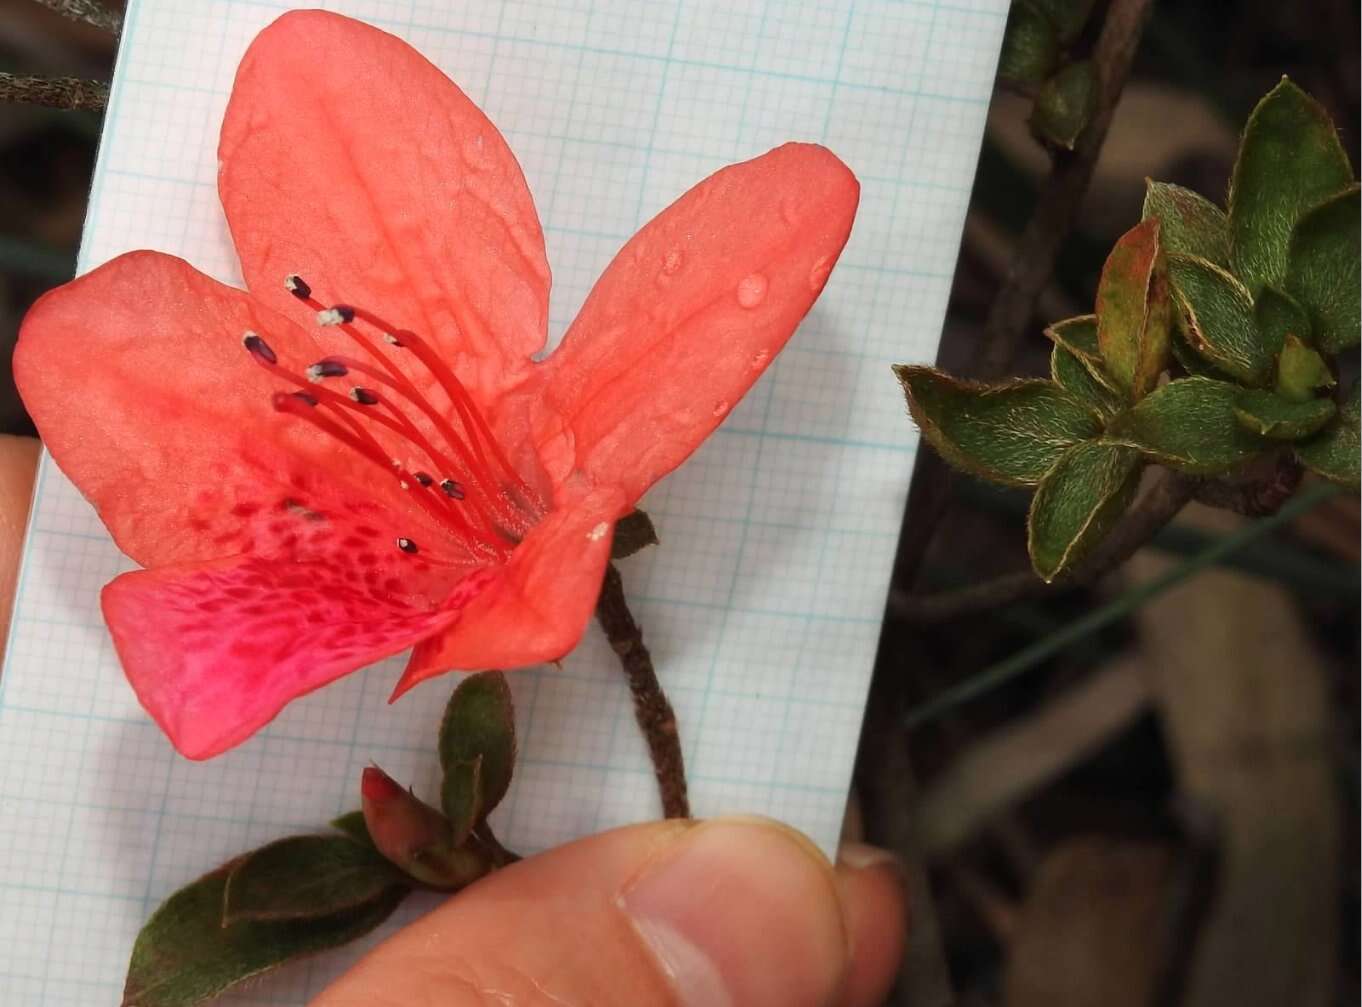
left=311, top=816, right=905, bottom=1007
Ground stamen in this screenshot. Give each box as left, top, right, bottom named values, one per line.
left=440, top=479, right=466, bottom=500
left=242, top=331, right=278, bottom=365
left=413, top=472, right=433, bottom=487
left=396, top=537, right=419, bottom=554
left=349, top=387, right=380, bottom=406
left=284, top=274, right=312, bottom=300
left=307, top=358, right=349, bottom=381
left=318, top=305, right=356, bottom=327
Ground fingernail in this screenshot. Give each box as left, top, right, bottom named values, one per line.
left=620, top=817, right=848, bottom=1007
left=837, top=841, right=903, bottom=875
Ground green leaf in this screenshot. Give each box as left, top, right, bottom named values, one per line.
left=997, top=1, right=1058, bottom=87
left=1027, top=441, right=1142, bottom=582
left=1233, top=389, right=1336, bottom=441
left=1169, top=330, right=1237, bottom=381
left=1028, top=0, right=1097, bottom=44
left=223, top=835, right=404, bottom=925
left=331, top=811, right=373, bottom=848
left=1043, top=315, right=1122, bottom=396
left=1275, top=334, right=1335, bottom=403
left=611, top=509, right=659, bottom=560
left=442, top=756, right=483, bottom=846
left=1228, top=77, right=1355, bottom=293
left=1255, top=285, right=1312, bottom=360
left=1296, top=382, right=1360, bottom=488
left=439, top=672, right=516, bottom=826
left=895, top=365, right=1102, bottom=486
left=1142, top=180, right=1230, bottom=264
left=1285, top=184, right=1360, bottom=353
left=1031, top=59, right=1098, bottom=150
left=1051, top=342, right=1120, bottom=417
left=123, top=864, right=406, bottom=1007
left=1106, top=376, right=1267, bottom=474
left=1096, top=219, right=1172, bottom=399
left=1167, top=253, right=1273, bottom=385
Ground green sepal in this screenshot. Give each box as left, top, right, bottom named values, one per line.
left=1106, top=376, right=1267, bottom=474
left=1095, top=219, right=1172, bottom=399
left=611, top=509, right=660, bottom=560
left=1027, top=441, right=1142, bottom=582
left=438, top=672, right=516, bottom=828
left=330, top=811, right=374, bottom=848
left=1233, top=389, right=1336, bottom=441
left=1228, top=77, right=1355, bottom=293
left=1142, top=180, right=1230, bottom=264
left=222, top=835, right=405, bottom=926
left=122, top=863, right=406, bottom=1007
left=442, top=756, right=484, bottom=847
left=1284, top=184, right=1360, bottom=353
left=1031, top=59, right=1098, bottom=150
left=1296, top=382, right=1361, bottom=488
left=895, top=365, right=1102, bottom=486
left=1167, top=253, right=1273, bottom=385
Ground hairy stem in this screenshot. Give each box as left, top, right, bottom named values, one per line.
left=32, top=0, right=122, bottom=34
left=596, top=563, right=689, bottom=819
left=976, top=0, right=1159, bottom=378
left=0, top=72, right=108, bottom=111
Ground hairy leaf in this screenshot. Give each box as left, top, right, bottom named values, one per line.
left=1254, top=285, right=1312, bottom=359
left=1296, top=382, right=1360, bottom=488
left=330, top=811, right=373, bottom=848
left=123, top=863, right=405, bottom=1007
left=1051, top=343, right=1120, bottom=417
left=895, top=366, right=1101, bottom=486
left=1028, top=441, right=1142, bottom=582
left=223, top=835, right=403, bottom=925
left=1228, top=77, right=1354, bottom=293
left=1168, top=254, right=1272, bottom=385
left=1233, top=389, right=1336, bottom=441
left=1275, top=334, right=1335, bottom=403
left=1032, top=60, right=1098, bottom=150
left=1106, top=377, right=1266, bottom=474
left=1096, top=219, right=1172, bottom=399
left=1029, top=0, right=1097, bottom=44
left=1142, top=180, right=1230, bottom=263
left=439, top=671, right=516, bottom=827
left=1285, top=185, right=1360, bottom=353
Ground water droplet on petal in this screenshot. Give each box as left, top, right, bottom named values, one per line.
left=712, top=400, right=730, bottom=417
left=750, top=349, right=770, bottom=369
left=736, top=273, right=768, bottom=309
left=808, top=255, right=833, bottom=293
left=662, top=248, right=684, bottom=275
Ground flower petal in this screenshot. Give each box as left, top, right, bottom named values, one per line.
left=533, top=143, right=859, bottom=504
left=14, top=250, right=466, bottom=598
left=392, top=487, right=626, bottom=696
left=103, top=555, right=495, bottom=759
left=219, top=10, right=551, bottom=402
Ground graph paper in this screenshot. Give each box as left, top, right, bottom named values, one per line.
left=0, top=1, right=1005, bottom=1002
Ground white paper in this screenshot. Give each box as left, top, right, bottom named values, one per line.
left=0, top=1, right=1005, bottom=1001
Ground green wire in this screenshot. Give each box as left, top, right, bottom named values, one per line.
left=904, top=481, right=1347, bottom=730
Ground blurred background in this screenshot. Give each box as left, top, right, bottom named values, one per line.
left=1, top=1, right=1358, bottom=1005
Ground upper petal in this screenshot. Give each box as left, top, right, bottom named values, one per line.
left=533, top=143, right=859, bottom=504
left=14, top=250, right=469, bottom=601
left=104, top=554, right=494, bottom=758
left=219, top=10, right=551, bottom=404
left=392, top=486, right=626, bottom=697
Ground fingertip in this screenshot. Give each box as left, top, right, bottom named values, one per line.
left=835, top=842, right=909, bottom=1007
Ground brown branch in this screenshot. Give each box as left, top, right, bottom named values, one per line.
left=976, top=0, right=1159, bottom=379
left=895, top=469, right=1197, bottom=622
left=595, top=563, right=689, bottom=818
left=31, top=0, right=122, bottom=34
left=0, top=72, right=108, bottom=111
left=1191, top=454, right=1304, bottom=517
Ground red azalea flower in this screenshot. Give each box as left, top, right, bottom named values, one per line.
left=14, top=10, right=858, bottom=759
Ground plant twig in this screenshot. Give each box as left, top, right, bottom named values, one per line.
left=977, top=0, right=1159, bottom=378
left=1191, top=455, right=1304, bottom=516
left=903, top=482, right=1341, bottom=729
left=595, top=563, right=689, bottom=819
left=0, top=71, right=108, bottom=111
left=897, top=469, right=1197, bottom=622
left=32, top=0, right=122, bottom=34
